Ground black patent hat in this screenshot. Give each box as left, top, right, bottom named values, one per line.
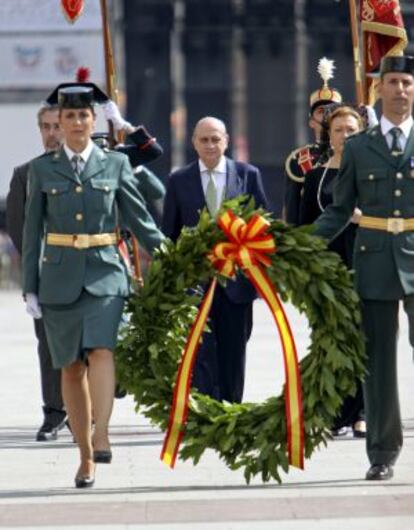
left=118, top=126, right=163, bottom=167
left=46, top=83, right=109, bottom=107
left=91, top=126, right=163, bottom=167
left=380, top=56, right=414, bottom=77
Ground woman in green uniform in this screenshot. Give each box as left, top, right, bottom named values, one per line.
left=22, top=84, right=164, bottom=488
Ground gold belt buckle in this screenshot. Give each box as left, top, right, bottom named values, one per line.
left=387, top=218, right=405, bottom=235
left=73, top=234, right=90, bottom=249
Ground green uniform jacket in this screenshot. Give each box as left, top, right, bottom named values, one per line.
left=315, top=124, right=414, bottom=301
left=22, top=145, right=164, bottom=304
left=135, top=166, right=166, bottom=202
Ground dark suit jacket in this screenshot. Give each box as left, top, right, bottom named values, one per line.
left=6, top=161, right=31, bottom=255
left=162, top=157, right=268, bottom=303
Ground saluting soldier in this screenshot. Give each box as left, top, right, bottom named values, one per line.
left=284, top=58, right=342, bottom=225
left=22, top=83, right=164, bottom=489
left=315, top=56, right=414, bottom=481
left=97, top=101, right=166, bottom=223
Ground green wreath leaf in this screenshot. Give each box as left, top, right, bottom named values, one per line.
left=116, top=201, right=365, bottom=483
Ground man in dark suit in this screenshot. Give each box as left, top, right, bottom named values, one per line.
left=162, top=116, right=268, bottom=403
left=315, top=56, right=414, bottom=481
left=6, top=104, right=67, bottom=441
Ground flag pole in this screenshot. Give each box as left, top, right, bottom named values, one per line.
left=100, top=0, right=122, bottom=146
left=99, top=0, right=143, bottom=284
left=348, top=0, right=365, bottom=105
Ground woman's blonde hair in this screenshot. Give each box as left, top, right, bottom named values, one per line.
left=327, top=106, right=364, bottom=131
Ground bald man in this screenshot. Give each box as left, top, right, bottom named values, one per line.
left=162, top=116, right=268, bottom=403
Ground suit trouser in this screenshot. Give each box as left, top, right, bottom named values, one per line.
left=361, top=296, right=414, bottom=466
left=33, top=318, right=64, bottom=420
left=192, top=286, right=253, bottom=404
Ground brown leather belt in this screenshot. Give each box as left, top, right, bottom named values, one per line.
left=359, top=216, right=414, bottom=235
left=46, top=232, right=117, bottom=249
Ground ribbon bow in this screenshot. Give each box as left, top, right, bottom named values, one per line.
left=161, top=211, right=304, bottom=470
left=210, top=211, right=276, bottom=277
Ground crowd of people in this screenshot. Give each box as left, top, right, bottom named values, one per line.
left=5, top=53, right=414, bottom=487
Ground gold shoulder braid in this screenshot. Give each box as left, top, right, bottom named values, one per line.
left=285, top=144, right=317, bottom=184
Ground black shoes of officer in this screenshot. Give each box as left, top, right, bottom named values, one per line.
left=365, top=464, right=394, bottom=481
left=36, top=414, right=67, bottom=441
left=331, top=426, right=348, bottom=437
left=114, top=383, right=127, bottom=399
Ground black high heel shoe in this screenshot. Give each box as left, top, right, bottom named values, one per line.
left=93, top=449, right=112, bottom=464
left=75, top=464, right=95, bottom=488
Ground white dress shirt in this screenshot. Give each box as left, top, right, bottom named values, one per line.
left=380, top=115, right=413, bottom=152
left=63, top=140, right=95, bottom=173
left=199, top=156, right=227, bottom=208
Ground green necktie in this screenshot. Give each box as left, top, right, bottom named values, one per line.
left=206, top=171, right=218, bottom=216
left=390, top=127, right=403, bottom=157
left=71, top=154, right=83, bottom=177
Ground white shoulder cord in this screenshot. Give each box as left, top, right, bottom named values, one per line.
left=316, top=158, right=333, bottom=212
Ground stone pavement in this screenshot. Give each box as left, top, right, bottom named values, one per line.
left=0, top=289, right=413, bottom=529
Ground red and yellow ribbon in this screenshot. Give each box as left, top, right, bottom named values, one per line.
left=161, top=210, right=304, bottom=469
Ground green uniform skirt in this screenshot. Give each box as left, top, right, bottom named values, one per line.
left=42, top=290, right=125, bottom=369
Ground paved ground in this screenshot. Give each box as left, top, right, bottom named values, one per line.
left=0, top=288, right=413, bottom=529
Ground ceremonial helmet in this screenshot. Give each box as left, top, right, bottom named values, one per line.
left=309, top=57, right=343, bottom=115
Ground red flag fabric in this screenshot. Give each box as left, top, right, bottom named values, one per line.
left=361, top=0, right=408, bottom=104
left=61, top=0, right=84, bottom=24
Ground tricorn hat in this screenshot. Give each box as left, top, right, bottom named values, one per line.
left=380, top=55, right=414, bottom=77
left=309, top=57, right=342, bottom=115
left=92, top=126, right=163, bottom=167
left=119, top=126, right=163, bottom=167
left=46, top=83, right=109, bottom=107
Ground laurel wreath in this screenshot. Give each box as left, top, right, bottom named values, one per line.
left=116, top=199, right=365, bottom=483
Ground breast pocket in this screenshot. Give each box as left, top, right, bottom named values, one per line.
left=356, top=169, right=388, bottom=207
left=42, top=181, right=72, bottom=215
left=89, top=179, right=118, bottom=214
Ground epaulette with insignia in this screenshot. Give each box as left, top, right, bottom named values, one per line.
left=366, top=125, right=380, bottom=138
left=37, top=151, right=54, bottom=159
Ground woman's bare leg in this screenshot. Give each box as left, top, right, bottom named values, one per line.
left=61, top=360, right=94, bottom=476
left=88, top=348, right=115, bottom=450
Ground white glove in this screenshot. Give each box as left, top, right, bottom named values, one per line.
left=26, top=293, right=42, bottom=319
left=365, top=105, right=378, bottom=127
left=102, top=100, right=133, bottom=132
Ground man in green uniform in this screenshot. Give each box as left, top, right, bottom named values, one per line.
left=315, top=55, right=414, bottom=481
